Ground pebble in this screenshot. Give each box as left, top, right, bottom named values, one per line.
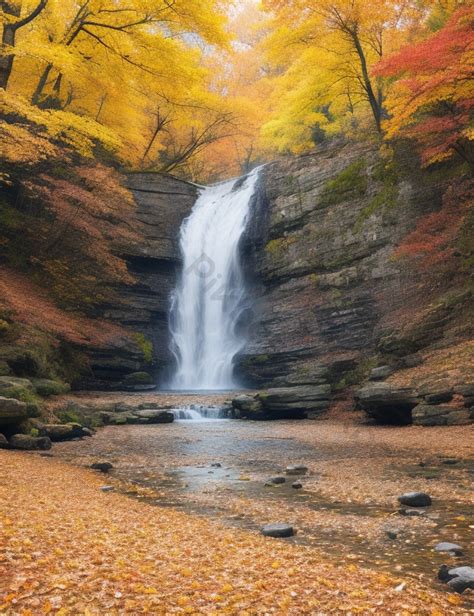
left=435, top=542, right=463, bottom=556
left=261, top=523, right=295, bottom=538
left=90, top=462, right=113, bottom=473
left=291, top=481, right=303, bottom=489
left=386, top=530, right=398, bottom=540
left=211, top=463, right=222, bottom=468
left=398, top=508, right=427, bottom=517
left=100, top=486, right=114, bottom=492
left=397, top=492, right=432, bottom=507
left=266, top=476, right=286, bottom=485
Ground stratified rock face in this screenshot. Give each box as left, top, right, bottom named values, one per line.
left=237, top=140, right=441, bottom=389
left=78, top=174, right=198, bottom=388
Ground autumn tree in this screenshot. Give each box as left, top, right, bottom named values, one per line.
left=260, top=0, right=428, bottom=153
left=375, top=5, right=474, bottom=171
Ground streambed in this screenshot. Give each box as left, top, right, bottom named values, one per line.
left=53, top=413, right=474, bottom=598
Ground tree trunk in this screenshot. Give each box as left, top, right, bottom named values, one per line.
left=0, top=2, right=20, bottom=89
left=350, top=30, right=383, bottom=133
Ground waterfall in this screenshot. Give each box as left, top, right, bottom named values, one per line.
left=169, top=167, right=260, bottom=390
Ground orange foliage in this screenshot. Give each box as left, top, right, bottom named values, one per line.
left=375, top=7, right=474, bottom=168
left=0, top=266, right=127, bottom=346
left=395, top=179, right=474, bottom=270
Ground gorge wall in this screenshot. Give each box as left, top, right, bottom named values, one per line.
left=237, top=140, right=472, bottom=407
left=80, top=140, right=472, bottom=414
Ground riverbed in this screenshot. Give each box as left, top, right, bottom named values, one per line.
left=53, top=414, right=474, bottom=600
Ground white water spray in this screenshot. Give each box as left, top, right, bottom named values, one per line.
left=169, top=168, right=260, bottom=390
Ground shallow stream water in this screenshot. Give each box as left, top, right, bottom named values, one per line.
left=53, top=415, right=474, bottom=599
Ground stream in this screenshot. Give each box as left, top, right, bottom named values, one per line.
left=53, top=414, right=473, bottom=599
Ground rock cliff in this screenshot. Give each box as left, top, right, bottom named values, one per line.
left=236, top=140, right=472, bottom=414
left=76, top=173, right=198, bottom=388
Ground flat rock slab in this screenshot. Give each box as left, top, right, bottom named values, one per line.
left=286, top=465, right=308, bottom=475
left=9, top=434, right=52, bottom=451
left=261, top=524, right=295, bottom=538
left=266, top=477, right=286, bottom=485
left=398, top=492, right=432, bottom=507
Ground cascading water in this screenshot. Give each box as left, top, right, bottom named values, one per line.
left=169, top=167, right=260, bottom=390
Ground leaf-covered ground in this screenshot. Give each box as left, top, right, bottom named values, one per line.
left=0, top=447, right=469, bottom=615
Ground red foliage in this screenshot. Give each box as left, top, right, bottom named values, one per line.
left=0, top=266, right=128, bottom=346
left=375, top=7, right=474, bottom=168
left=395, top=179, right=474, bottom=270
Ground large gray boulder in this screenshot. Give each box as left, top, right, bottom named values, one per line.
left=9, top=434, right=52, bottom=450
left=128, top=409, right=174, bottom=424
left=0, top=396, right=28, bottom=427
left=231, top=395, right=264, bottom=418
left=0, top=433, right=9, bottom=448
left=257, top=385, right=331, bottom=418
left=355, top=384, right=420, bottom=424
left=38, top=423, right=91, bottom=441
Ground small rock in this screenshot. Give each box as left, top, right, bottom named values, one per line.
left=398, top=508, right=427, bottom=517
left=397, top=492, right=432, bottom=507
left=424, top=390, right=453, bottom=404
left=90, top=462, right=113, bottom=473
left=441, top=458, right=458, bottom=465
left=267, top=476, right=286, bottom=485
left=386, top=530, right=398, bottom=540
left=100, top=486, right=114, bottom=492
left=435, top=542, right=463, bottom=556
left=286, top=465, right=308, bottom=476
left=211, top=462, right=222, bottom=468
left=292, top=481, right=303, bottom=489
left=261, top=523, right=295, bottom=538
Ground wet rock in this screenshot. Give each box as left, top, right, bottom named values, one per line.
left=0, top=433, right=9, bottom=448
left=291, top=481, right=303, bottom=489
left=38, top=423, right=90, bottom=441
left=398, top=492, right=432, bottom=507
left=91, top=462, right=114, bottom=473
left=369, top=366, right=394, bottom=381
left=211, top=462, right=222, bottom=468
left=261, top=523, right=295, bottom=538
left=0, top=396, right=28, bottom=427
left=286, top=465, right=308, bottom=476
left=439, top=566, right=474, bottom=593
left=128, top=410, right=174, bottom=424
left=266, top=477, right=286, bottom=485
left=258, top=386, right=331, bottom=418
left=9, top=434, right=52, bottom=451
left=435, top=542, right=463, bottom=556
left=424, top=390, right=453, bottom=404
left=231, top=394, right=264, bottom=417
left=355, top=384, right=419, bottom=425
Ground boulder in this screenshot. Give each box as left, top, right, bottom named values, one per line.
left=439, top=566, right=474, bottom=593
left=257, top=385, right=331, bottom=419
left=0, top=376, right=35, bottom=393
left=128, top=410, right=174, bottom=424
left=31, top=379, right=70, bottom=397
left=292, top=481, right=303, bottom=489
left=0, top=396, right=28, bottom=426
left=0, top=433, right=9, bottom=448
left=398, top=492, right=432, bottom=507
left=38, top=423, right=90, bottom=441
left=412, top=404, right=450, bottom=426
left=261, top=523, right=295, bottom=538
left=9, top=434, right=52, bottom=450
left=355, top=384, right=419, bottom=424
left=446, top=410, right=471, bottom=426
left=369, top=366, right=394, bottom=381
left=231, top=395, right=264, bottom=418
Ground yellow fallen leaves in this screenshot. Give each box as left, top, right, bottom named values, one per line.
left=0, top=450, right=467, bottom=615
